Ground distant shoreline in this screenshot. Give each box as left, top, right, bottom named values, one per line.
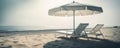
left=0, top=27, right=119, bottom=32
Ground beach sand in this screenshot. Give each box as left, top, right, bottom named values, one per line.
left=0, top=27, right=120, bottom=48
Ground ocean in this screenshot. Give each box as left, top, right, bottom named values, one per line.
left=0, top=26, right=72, bottom=32
left=0, top=26, right=45, bottom=31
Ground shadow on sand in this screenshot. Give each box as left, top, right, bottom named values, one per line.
left=44, top=37, right=120, bottom=48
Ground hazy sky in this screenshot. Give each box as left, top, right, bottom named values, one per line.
left=0, top=0, right=120, bottom=28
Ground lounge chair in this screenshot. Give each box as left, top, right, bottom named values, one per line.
left=56, top=23, right=89, bottom=39
left=86, top=24, right=105, bottom=39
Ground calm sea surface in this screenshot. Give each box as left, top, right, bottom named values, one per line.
left=0, top=26, right=46, bottom=31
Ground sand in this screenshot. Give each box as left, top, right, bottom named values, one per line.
left=0, top=27, right=120, bottom=48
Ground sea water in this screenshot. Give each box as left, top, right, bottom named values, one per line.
left=0, top=26, right=45, bottom=31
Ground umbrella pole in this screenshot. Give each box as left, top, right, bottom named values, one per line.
left=73, top=10, right=75, bottom=35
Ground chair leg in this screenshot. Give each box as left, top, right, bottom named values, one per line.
left=96, top=35, right=98, bottom=38
left=86, top=35, right=89, bottom=40
left=66, top=34, right=68, bottom=37
left=102, top=34, right=105, bottom=39
left=99, top=30, right=105, bottom=39
left=85, top=33, right=89, bottom=40
left=84, top=31, right=89, bottom=40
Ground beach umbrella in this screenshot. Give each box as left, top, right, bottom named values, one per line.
left=48, top=1, right=103, bottom=35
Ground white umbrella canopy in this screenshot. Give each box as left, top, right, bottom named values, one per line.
left=48, top=1, right=103, bottom=34
left=49, top=1, right=103, bottom=16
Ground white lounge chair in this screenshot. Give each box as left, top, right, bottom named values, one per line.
left=86, top=24, right=105, bottom=39
left=56, top=23, right=89, bottom=39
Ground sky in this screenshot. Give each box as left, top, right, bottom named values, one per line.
left=0, top=0, right=120, bottom=29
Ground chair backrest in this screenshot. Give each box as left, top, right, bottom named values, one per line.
left=91, top=24, right=104, bottom=33
left=72, top=23, right=89, bottom=37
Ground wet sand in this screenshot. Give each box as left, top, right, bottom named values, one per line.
left=0, top=27, right=120, bottom=48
